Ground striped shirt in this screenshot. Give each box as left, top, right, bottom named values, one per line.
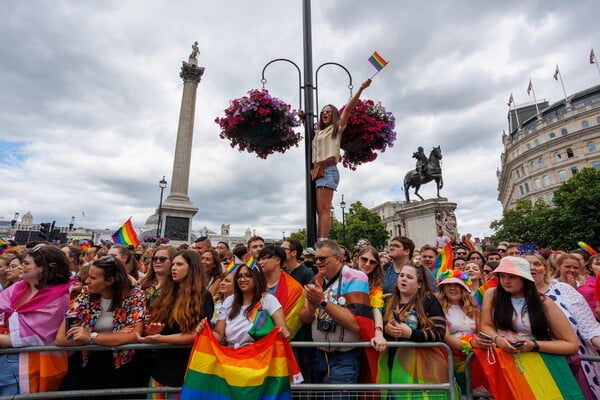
left=312, top=124, right=343, bottom=163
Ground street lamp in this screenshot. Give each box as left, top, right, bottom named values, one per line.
left=340, top=194, right=346, bottom=246
left=11, top=212, right=19, bottom=228
left=69, top=216, right=75, bottom=231
left=259, top=0, right=353, bottom=246
left=157, top=176, right=167, bottom=238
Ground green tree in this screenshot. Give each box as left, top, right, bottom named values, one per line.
left=288, top=229, right=307, bottom=249
left=490, top=199, right=553, bottom=247
left=330, top=201, right=389, bottom=250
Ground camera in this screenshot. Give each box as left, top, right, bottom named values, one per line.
left=317, top=318, right=337, bottom=333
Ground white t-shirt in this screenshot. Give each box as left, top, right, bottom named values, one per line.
left=95, top=297, right=115, bottom=332
left=218, top=293, right=282, bottom=348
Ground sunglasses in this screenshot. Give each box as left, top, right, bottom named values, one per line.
left=152, top=256, right=169, bottom=263
left=498, top=249, right=507, bottom=253
left=359, top=256, right=377, bottom=266
left=483, top=269, right=493, bottom=274
left=356, top=241, right=367, bottom=246
left=315, top=255, right=334, bottom=263
left=456, top=252, right=467, bottom=256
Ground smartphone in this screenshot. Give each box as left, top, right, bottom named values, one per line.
left=511, top=341, right=525, bottom=348
left=392, top=310, right=401, bottom=322
left=478, top=332, right=492, bottom=341
left=66, top=315, right=79, bottom=340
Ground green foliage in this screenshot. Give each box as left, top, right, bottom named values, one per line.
left=288, top=229, right=307, bottom=248
left=341, top=201, right=389, bottom=250
left=490, top=168, right=600, bottom=249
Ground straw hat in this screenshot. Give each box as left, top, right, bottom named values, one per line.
left=493, top=256, right=533, bottom=281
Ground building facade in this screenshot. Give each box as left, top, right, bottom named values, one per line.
left=497, top=84, right=600, bottom=209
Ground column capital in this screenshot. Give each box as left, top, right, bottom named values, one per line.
left=180, top=62, right=205, bottom=83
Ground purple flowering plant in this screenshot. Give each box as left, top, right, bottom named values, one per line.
left=215, top=89, right=302, bottom=159
left=339, top=99, right=397, bottom=170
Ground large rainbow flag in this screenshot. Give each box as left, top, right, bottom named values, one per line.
left=180, top=328, right=302, bottom=400
left=433, top=242, right=453, bottom=280
left=111, top=218, right=140, bottom=247
left=473, top=276, right=497, bottom=308
left=472, top=348, right=584, bottom=399
left=273, top=272, right=305, bottom=337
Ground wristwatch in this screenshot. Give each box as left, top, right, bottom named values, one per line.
left=90, top=332, right=98, bottom=345
left=319, top=298, right=328, bottom=308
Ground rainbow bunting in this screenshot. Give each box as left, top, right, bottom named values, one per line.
left=225, top=260, right=238, bottom=274
left=0, top=237, right=8, bottom=255
left=180, top=327, right=302, bottom=400
left=433, top=242, right=453, bottom=280
left=368, top=51, right=388, bottom=72
left=111, top=218, right=140, bottom=247
left=577, top=241, right=597, bottom=255
left=273, top=272, right=305, bottom=337
left=473, top=276, right=497, bottom=308
left=245, top=256, right=257, bottom=270
left=472, top=349, right=584, bottom=399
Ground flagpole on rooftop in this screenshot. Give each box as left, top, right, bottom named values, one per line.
left=528, top=78, right=540, bottom=115
left=591, top=47, right=600, bottom=77
left=554, top=63, right=568, bottom=102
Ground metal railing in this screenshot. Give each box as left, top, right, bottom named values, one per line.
left=0, top=341, right=456, bottom=400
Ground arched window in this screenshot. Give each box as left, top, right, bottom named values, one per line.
left=593, top=161, right=600, bottom=170
left=526, top=143, right=532, bottom=150
left=558, top=170, right=567, bottom=182
left=519, top=185, right=524, bottom=195
left=534, top=139, right=540, bottom=146
left=588, top=142, right=597, bottom=152
left=539, top=157, right=545, bottom=167
left=571, top=167, right=579, bottom=175
left=582, top=120, right=590, bottom=128
left=566, top=148, right=574, bottom=158
left=547, top=193, right=554, bottom=206
left=554, top=152, right=562, bottom=162
left=534, top=178, right=541, bottom=189
left=524, top=182, right=530, bottom=193
left=530, top=160, right=536, bottom=171
left=597, top=116, right=600, bottom=125
left=561, top=128, right=568, bottom=136
left=549, top=132, right=556, bottom=140
left=543, top=175, right=550, bottom=186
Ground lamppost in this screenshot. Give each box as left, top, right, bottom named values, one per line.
left=157, top=176, right=167, bottom=238
left=340, top=194, right=346, bottom=246
left=260, top=0, right=353, bottom=246
left=69, top=216, right=75, bottom=231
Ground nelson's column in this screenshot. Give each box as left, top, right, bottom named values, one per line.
left=159, top=41, right=204, bottom=244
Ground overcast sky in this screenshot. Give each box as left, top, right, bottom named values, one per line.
left=1, top=0, right=599, bottom=242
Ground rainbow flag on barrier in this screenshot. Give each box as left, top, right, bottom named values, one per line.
left=472, top=348, right=584, bottom=399
left=111, top=218, right=140, bottom=247
left=180, top=328, right=302, bottom=400
left=273, top=272, right=305, bottom=337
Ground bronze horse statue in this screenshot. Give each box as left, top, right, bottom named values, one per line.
left=404, top=146, right=443, bottom=202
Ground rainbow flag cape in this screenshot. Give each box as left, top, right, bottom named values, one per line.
left=111, top=218, right=139, bottom=247
left=0, top=237, right=7, bottom=255
left=473, top=276, right=497, bottom=308
left=273, top=272, right=305, bottom=337
left=578, top=241, right=597, bottom=255
left=433, top=242, right=453, bottom=280
left=368, top=51, right=388, bottom=71
left=472, top=348, right=584, bottom=400
left=180, top=327, right=302, bottom=400
left=246, top=256, right=257, bottom=270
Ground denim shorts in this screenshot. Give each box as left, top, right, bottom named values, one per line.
left=315, top=166, right=340, bottom=190
left=0, top=353, right=19, bottom=396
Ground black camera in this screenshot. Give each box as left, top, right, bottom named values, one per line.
left=317, top=318, right=337, bottom=333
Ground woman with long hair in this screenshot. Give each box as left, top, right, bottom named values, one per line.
left=356, top=246, right=386, bottom=352
left=56, top=255, right=146, bottom=393
left=210, top=271, right=235, bottom=326
left=201, top=249, right=222, bottom=298
left=464, top=261, right=484, bottom=293
left=138, top=249, right=213, bottom=397
left=108, top=244, right=141, bottom=282
left=140, top=245, right=176, bottom=311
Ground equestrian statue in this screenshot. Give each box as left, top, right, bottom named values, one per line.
left=404, top=145, right=443, bottom=202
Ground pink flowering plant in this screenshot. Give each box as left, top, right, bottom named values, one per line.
left=339, top=99, right=397, bottom=170
left=215, top=89, right=302, bottom=159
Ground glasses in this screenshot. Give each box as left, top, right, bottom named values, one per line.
left=281, top=246, right=291, bottom=251
left=321, top=110, right=333, bottom=114
left=389, top=243, right=401, bottom=249
left=152, top=256, right=169, bottom=263
left=315, top=255, right=334, bottom=263
left=483, top=270, right=493, bottom=274
left=237, top=273, right=254, bottom=280
left=359, top=256, right=377, bottom=266
left=356, top=241, right=367, bottom=246
left=498, top=249, right=507, bottom=253
left=456, top=252, right=467, bottom=256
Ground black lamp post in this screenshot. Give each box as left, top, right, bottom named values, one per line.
left=69, top=216, right=75, bottom=231
left=340, top=194, right=346, bottom=246
left=260, top=0, right=353, bottom=246
left=157, top=176, right=167, bottom=238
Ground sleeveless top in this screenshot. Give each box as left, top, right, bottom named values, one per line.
left=312, top=124, right=342, bottom=163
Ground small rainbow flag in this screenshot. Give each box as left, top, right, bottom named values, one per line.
left=245, top=256, right=257, bottom=270
left=77, top=239, right=91, bottom=251
left=111, top=218, right=140, bottom=247
left=225, top=259, right=237, bottom=274
left=577, top=241, right=597, bottom=255
left=473, top=276, right=497, bottom=308
left=434, top=242, right=453, bottom=280
left=0, top=237, right=7, bottom=255
left=368, top=51, right=388, bottom=72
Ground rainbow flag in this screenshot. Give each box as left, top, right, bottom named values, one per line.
left=472, top=348, right=584, bottom=399
left=369, top=285, right=384, bottom=311
left=273, top=272, right=305, bottom=337
left=111, top=218, right=140, bottom=247
left=368, top=51, right=388, bottom=72
left=77, top=239, right=91, bottom=251
left=473, top=276, right=497, bottom=308
left=433, top=242, right=453, bottom=280
left=577, top=241, right=597, bottom=255
left=0, top=237, right=8, bottom=255
left=224, top=259, right=237, bottom=274
left=180, top=327, right=302, bottom=400
left=245, top=256, right=256, bottom=269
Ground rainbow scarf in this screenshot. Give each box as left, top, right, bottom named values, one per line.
left=433, top=242, right=453, bottom=280
left=111, top=218, right=139, bottom=247
left=473, top=276, right=497, bottom=308
left=0, top=237, right=7, bottom=255
left=180, top=328, right=302, bottom=400
left=368, top=51, right=388, bottom=71
left=472, top=348, right=584, bottom=399
left=273, top=272, right=305, bottom=337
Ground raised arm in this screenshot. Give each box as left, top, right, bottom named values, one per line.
left=338, top=79, right=371, bottom=131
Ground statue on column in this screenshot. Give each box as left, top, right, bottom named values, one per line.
left=190, top=41, right=200, bottom=60
left=404, top=145, right=444, bottom=202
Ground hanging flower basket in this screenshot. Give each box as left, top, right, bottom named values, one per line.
left=339, top=99, right=397, bottom=170
left=215, top=89, right=302, bottom=159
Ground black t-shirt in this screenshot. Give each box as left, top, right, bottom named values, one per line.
left=151, top=292, right=214, bottom=386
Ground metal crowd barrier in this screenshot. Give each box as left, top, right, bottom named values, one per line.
left=463, top=351, right=600, bottom=400
left=0, top=341, right=456, bottom=400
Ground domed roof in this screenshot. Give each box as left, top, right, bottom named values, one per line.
left=23, top=211, right=33, bottom=219
left=145, top=212, right=158, bottom=226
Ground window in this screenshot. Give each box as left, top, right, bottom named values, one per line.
left=543, top=175, right=550, bottom=186
left=593, top=161, right=600, bottom=170
left=554, top=152, right=562, bottom=162
left=549, top=132, right=556, bottom=140
left=534, top=178, right=541, bottom=189
left=519, top=185, right=524, bottom=195
left=588, top=142, right=597, bottom=152
left=582, top=120, right=590, bottom=128
left=561, top=128, right=568, bottom=136
left=547, top=193, right=554, bottom=206
left=534, top=139, right=540, bottom=146
left=539, top=157, right=545, bottom=167
left=524, top=182, right=530, bottom=193
left=558, top=170, right=567, bottom=182
left=526, top=143, right=532, bottom=150
left=566, top=148, right=574, bottom=158
left=530, top=160, right=536, bottom=171
left=571, top=167, right=579, bottom=175
left=597, top=116, right=600, bottom=125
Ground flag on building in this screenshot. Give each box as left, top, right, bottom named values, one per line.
left=507, top=93, right=514, bottom=106
left=527, top=79, right=533, bottom=96
left=590, top=48, right=596, bottom=64
left=553, top=64, right=560, bottom=80
left=368, top=51, right=389, bottom=72
left=111, top=218, right=140, bottom=247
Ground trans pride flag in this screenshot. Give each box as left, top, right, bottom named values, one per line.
left=111, top=218, right=140, bottom=247
left=180, top=328, right=302, bottom=400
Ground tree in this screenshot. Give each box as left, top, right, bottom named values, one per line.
left=330, top=201, right=389, bottom=250
left=490, top=199, right=553, bottom=247
left=288, top=229, right=307, bottom=249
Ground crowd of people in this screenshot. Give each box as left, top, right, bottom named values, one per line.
left=0, top=233, right=599, bottom=399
